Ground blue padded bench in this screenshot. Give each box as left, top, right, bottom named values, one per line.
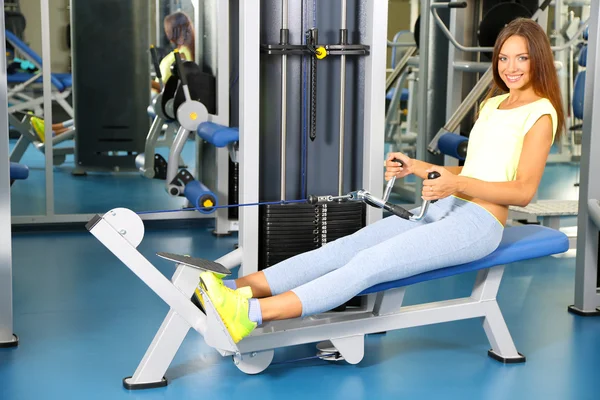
left=5, top=30, right=72, bottom=92
left=10, top=162, right=29, bottom=185
left=7, top=72, right=72, bottom=90
left=197, top=122, right=239, bottom=148
left=360, top=224, right=569, bottom=295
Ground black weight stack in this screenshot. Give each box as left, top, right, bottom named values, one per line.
left=228, top=159, right=239, bottom=220
left=259, top=201, right=366, bottom=269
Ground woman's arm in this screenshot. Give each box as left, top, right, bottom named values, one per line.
left=422, top=115, right=554, bottom=207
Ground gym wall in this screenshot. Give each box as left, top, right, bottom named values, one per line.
left=387, top=0, right=413, bottom=68
left=19, top=0, right=71, bottom=73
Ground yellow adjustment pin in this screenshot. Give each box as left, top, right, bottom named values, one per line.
left=203, top=199, right=214, bottom=208
left=315, top=46, right=327, bottom=59
left=190, top=112, right=198, bottom=120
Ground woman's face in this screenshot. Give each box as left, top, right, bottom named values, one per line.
left=498, top=35, right=531, bottom=91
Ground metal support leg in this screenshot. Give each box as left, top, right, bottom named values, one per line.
left=166, top=127, right=191, bottom=193
left=483, top=301, right=525, bottom=363
left=542, top=216, right=561, bottom=230
left=123, top=310, right=189, bottom=389
left=471, top=266, right=525, bottom=363
left=138, top=116, right=165, bottom=178
left=239, top=0, right=261, bottom=276
left=9, top=135, right=31, bottom=163
left=124, top=264, right=201, bottom=390
left=0, top=9, right=18, bottom=349
left=55, top=95, right=74, bottom=118
left=372, top=287, right=406, bottom=315
left=570, top=0, right=600, bottom=316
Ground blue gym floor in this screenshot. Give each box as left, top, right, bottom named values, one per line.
left=2, top=140, right=599, bottom=400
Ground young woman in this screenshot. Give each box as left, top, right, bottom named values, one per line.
left=198, top=18, right=565, bottom=343
left=151, top=11, right=195, bottom=92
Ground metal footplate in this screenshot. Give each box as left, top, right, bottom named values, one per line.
left=157, top=252, right=232, bottom=276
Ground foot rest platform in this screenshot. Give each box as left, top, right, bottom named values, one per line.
left=197, top=122, right=239, bottom=148
left=359, top=225, right=569, bottom=296
left=157, top=252, right=232, bottom=275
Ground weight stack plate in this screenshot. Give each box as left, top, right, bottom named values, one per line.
left=228, top=159, right=239, bottom=220
left=259, top=201, right=366, bottom=270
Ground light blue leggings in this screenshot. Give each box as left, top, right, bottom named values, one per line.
left=262, top=196, right=504, bottom=317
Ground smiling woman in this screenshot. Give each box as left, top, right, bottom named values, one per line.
left=498, top=36, right=532, bottom=89
left=486, top=18, right=565, bottom=137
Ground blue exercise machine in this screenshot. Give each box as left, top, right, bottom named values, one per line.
left=150, top=50, right=239, bottom=215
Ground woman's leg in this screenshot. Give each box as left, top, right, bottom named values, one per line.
left=233, top=206, right=435, bottom=298
left=259, top=204, right=503, bottom=319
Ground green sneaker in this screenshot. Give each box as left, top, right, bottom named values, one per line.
left=194, top=283, right=252, bottom=311
left=30, top=116, right=46, bottom=142
left=199, top=271, right=257, bottom=343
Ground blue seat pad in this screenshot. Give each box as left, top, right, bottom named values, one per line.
left=5, top=30, right=71, bottom=91
left=10, top=162, right=29, bottom=180
left=359, top=224, right=569, bottom=295
left=197, top=122, right=239, bottom=148
left=7, top=72, right=72, bottom=89
left=386, top=87, right=409, bottom=102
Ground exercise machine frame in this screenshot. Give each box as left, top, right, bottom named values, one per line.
left=88, top=204, right=530, bottom=385
left=569, top=0, right=600, bottom=316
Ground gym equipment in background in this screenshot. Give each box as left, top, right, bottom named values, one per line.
left=70, top=0, right=150, bottom=173
left=135, top=45, right=184, bottom=180
left=163, top=50, right=219, bottom=214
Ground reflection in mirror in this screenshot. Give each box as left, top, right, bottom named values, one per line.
left=9, top=0, right=224, bottom=222
left=49, top=0, right=218, bottom=218
left=7, top=0, right=48, bottom=216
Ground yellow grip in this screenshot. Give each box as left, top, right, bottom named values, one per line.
left=315, top=47, right=327, bottom=60
left=202, top=199, right=214, bottom=208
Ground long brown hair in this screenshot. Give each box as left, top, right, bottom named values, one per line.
left=164, top=11, right=196, bottom=62
left=481, top=18, right=565, bottom=141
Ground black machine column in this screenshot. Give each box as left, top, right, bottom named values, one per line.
left=71, top=0, right=150, bottom=172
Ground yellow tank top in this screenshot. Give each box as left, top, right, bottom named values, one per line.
left=158, top=46, right=194, bottom=84
left=459, top=93, right=558, bottom=182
